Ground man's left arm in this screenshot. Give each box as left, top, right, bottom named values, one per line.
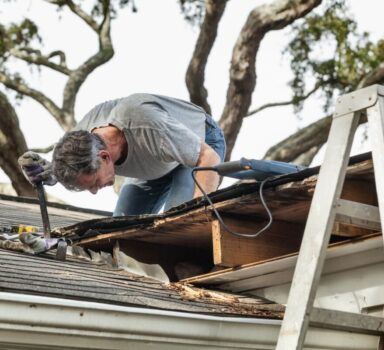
left=193, top=141, right=221, bottom=198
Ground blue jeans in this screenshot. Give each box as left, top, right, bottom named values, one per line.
left=113, top=116, right=226, bottom=216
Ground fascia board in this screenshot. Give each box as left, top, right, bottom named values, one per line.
left=0, top=292, right=378, bottom=350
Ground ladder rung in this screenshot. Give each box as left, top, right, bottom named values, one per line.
left=310, top=307, right=384, bottom=336
left=335, top=199, right=381, bottom=231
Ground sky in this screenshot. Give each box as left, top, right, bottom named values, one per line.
left=0, top=0, right=383, bottom=211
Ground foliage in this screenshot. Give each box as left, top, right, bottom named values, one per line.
left=179, top=0, right=205, bottom=27
left=286, top=0, right=384, bottom=114
left=0, top=19, right=41, bottom=63
left=90, top=0, right=138, bottom=18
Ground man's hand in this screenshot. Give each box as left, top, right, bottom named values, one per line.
left=18, top=151, right=57, bottom=186
left=193, top=142, right=221, bottom=198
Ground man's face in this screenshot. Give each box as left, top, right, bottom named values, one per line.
left=76, top=151, right=115, bottom=194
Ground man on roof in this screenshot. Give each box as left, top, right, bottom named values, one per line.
left=18, top=93, right=226, bottom=216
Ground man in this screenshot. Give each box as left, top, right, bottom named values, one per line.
left=19, top=93, right=226, bottom=215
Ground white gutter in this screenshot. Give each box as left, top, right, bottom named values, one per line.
left=0, top=292, right=378, bottom=350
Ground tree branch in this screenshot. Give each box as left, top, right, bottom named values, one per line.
left=186, top=0, right=227, bottom=115
left=264, top=56, right=384, bottom=166
left=357, top=62, right=384, bottom=88
left=10, top=48, right=71, bottom=75
left=0, top=72, right=73, bottom=129
left=246, top=83, right=320, bottom=117
left=44, top=0, right=99, bottom=31
left=61, top=0, right=114, bottom=116
left=48, top=50, right=67, bottom=66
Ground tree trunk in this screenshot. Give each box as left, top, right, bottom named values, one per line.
left=219, top=0, right=321, bottom=161
left=0, top=92, right=36, bottom=197
left=186, top=0, right=227, bottom=115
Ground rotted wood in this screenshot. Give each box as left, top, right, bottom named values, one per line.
left=211, top=217, right=304, bottom=267
left=79, top=210, right=214, bottom=247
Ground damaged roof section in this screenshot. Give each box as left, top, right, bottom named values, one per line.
left=0, top=152, right=379, bottom=283
left=0, top=247, right=283, bottom=319
left=48, top=152, right=378, bottom=281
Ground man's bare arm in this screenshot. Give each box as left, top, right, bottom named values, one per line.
left=193, top=141, right=221, bottom=198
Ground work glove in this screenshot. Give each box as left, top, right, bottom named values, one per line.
left=18, top=151, right=57, bottom=186
left=19, top=232, right=59, bottom=254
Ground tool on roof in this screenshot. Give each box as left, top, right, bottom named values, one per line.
left=17, top=153, right=67, bottom=260
left=36, top=182, right=51, bottom=239
left=192, top=158, right=306, bottom=239
left=35, top=181, right=68, bottom=260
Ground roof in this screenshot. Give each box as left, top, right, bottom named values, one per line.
left=0, top=193, right=110, bottom=229
left=0, top=152, right=380, bottom=319
left=2, top=152, right=378, bottom=260
left=0, top=192, right=286, bottom=319
left=0, top=151, right=382, bottom=349
left=46, top=152, right=378, bottom=280
left=0, top=247, right=283, bottom=319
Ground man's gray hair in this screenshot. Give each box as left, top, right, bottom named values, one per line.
left=52, top=130, right=106, bottom=191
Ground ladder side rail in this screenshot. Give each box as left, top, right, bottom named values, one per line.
left=275, top=111, right=361, bottom=350
left=367, top=94, right=384, bottom=247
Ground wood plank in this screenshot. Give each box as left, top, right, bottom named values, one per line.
left=211, top=217, right=304, bottom=267
left=332, top=222, right=378, bottom=237
left=79, top=212, right=214, bottom=247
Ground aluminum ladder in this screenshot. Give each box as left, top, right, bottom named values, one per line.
left=276, top=84, right=384, bottom=350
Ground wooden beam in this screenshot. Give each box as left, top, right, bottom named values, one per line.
left=211, top=217, right=303, bottom=267
left=332, top=199, right=381, bottom=236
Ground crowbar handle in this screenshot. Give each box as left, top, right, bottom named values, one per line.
left=35, top=182, right=51, bottom=239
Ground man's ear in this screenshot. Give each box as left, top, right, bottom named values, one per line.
left=98, top=150, right=110, bottom=162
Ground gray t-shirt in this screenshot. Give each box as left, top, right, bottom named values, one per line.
left=75, top=94, right=207, bottom=180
